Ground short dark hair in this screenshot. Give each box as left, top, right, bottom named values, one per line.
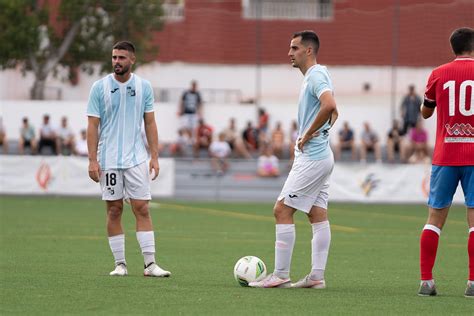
left=113, top=41, right=136, bottom=54
left=450, top=27, right=474, bottom=55
left=293, top=30, right=320, bottom=55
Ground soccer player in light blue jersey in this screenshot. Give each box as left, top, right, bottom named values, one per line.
left=87, top=41, right=170, bottom=278
left=250, top=31, right=338, bottom=289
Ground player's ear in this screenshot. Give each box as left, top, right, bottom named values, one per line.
left=130, top=53, right=136, bottom=64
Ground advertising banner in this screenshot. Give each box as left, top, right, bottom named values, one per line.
left=0, top=156, right=175, bottom=197
left=329, top=163, right=465, bottom=204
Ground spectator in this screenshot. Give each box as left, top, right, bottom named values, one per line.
left=179, top=80, right=202, bottom=138
left=242, top=121, right=260, bottom=154
left=257, top=144, right=280, bottom=177
left=19, top=117, right=37, bottom=155
left=0, top=117, right=8, bottom=154
left=38, top=114, right=58, bottom=155
left=221, top=118, right=251, bottom=159
left=257, top=108, right=270, bottom=142
left=270, top=121, right=285, bottom=159
left=169, top=128, right=192, bottom=157
left=401, top=85, right=422, bottom=135
left=334, top=121, right=357, bottom=161
left=407, top=120, right=430, bottom=164
left=193, top=118, right=213, bottom=158
left=209, top=132, right=232, bottom=174
left=360, top=121, right=382, bottom=163
left=57, top=116, right=75, bottom=155
left=74, top=129, right=88, bottom=156
left=386, top=119, right=406, bottom=163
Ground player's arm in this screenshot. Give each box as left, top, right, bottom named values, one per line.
left=87, top=116, right=101, bottom=183
left=298, top=91, right=337, bottom=152
left=144, top=111, right=160, bottom=180
left=421, top=72, right=436, bottom=119
left=197, top=93, right=203, bottom=118
left=421, top=101, right=435, bottom=119
left=178, top=93, right=185, bottom=116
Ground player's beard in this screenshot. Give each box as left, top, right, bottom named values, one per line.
left=114, top=64, right=130, bottom=76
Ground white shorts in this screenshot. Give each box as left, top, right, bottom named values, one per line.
left=100, top=162, right=151, bottom=201
left=278, top=154, right=334, bottom=213
left=180, top=114, right=198, bottom=131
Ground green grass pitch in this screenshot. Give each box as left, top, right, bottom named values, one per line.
left=1, top=196, right=472, bottom=315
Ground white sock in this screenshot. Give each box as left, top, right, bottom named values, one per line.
left=136, top=231, right=156, bottom=266
left=310, top=221, right=331, bottom=280
left=274, top=224, right=295, bottom=279
left=108, top=234, right=126, bottom=265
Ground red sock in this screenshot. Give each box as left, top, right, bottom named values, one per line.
left=420, top=228, right=440, bottom=280
left=469, top=231, right=474, bottom=281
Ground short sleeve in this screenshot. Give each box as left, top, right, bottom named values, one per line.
left=144, top=82, right=155, bottom=113
left=310, top=70, right=332, bottom=99
left=424, top=71, right=437, bottom=107
left=86, top=81, right=102, bottom=118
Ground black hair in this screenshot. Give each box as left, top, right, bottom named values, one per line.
left=450, top=27, right=474, bottom=55
left=113, top=41, right=136, bottom=54
left=292, top=30, right=320, bottom=55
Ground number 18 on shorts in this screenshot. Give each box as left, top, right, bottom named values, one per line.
left=99, top=162, right=151, bottom=201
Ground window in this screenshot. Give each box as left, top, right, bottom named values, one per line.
left=243, top=0, right=333, bottom=21
left=162, top=0, right=184, bottom=21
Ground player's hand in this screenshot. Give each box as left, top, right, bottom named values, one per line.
left=149, top=158, right=160, bottom=180
left=297, top=131, right=320, bottom=152
left=88, top=161, right=101, bottom=183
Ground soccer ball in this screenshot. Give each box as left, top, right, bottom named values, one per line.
left=233, top=256, right=267, bottom=287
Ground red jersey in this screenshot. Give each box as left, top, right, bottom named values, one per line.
left=423, top=57, right=474, bottom=166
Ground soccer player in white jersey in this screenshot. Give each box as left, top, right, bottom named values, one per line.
left=249, top=30, right=338, bottom=288
left=87, top=41, right=170, bottom=277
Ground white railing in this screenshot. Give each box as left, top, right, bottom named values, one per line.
left=243, top=1, right=333, bottom=20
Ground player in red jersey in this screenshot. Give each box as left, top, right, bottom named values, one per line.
left=418, top=27, right=474, bottom=298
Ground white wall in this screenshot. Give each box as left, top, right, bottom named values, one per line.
left=0, top=62, right=432, bottom=108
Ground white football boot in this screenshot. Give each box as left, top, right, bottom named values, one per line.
left=248, top=273, right=291, bottom=288
left=291, top=274, right=326, bottom=289
left=109, top=263, right=128, bottom=276
left=144, top=262, right=171, bottom=277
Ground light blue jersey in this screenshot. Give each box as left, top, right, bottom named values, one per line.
left=295, top=64, right=333, bottom=160
left=87, top=73, right=154, bottom=170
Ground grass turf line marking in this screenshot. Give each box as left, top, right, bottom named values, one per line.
left=331, top=208, right=467, bottom=226
left=150, top=202, right=359, bottom=233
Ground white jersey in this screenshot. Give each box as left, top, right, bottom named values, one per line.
left=295, top=64, right=334, bottom=160
left=87, top=73, right=154, bottom=170
left=209, top=141, right=231, bottom=158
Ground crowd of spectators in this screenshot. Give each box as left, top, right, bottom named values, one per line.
left=334, top=85, right=430, bottom=164
left=1, top=114, right=88, bottom=157
left=0, top=84, right=431, bottom=176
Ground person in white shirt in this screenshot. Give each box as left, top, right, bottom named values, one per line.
left=74, top=129, right=88, bottom=157
left=250, top=30, right=338, bottom=289
left=209, top=132, right=232, bottom=174
left=57, top=116, right=75, bottom=155
left=87, top=40, right=170, bottom=278
left=38, top=114, right=58, bottom=155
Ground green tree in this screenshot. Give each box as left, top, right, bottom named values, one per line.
left=0, top=0, right=163, bottom=100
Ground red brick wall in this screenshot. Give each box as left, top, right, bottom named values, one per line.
left=153, top=0, right=474, bottom=66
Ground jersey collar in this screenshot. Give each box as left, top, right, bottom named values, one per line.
left=454, top=57, right=474, bottom=61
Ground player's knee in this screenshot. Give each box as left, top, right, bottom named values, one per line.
left=273, top=204, right=289, bottom=221
left=134, top=203, right=150, bottom=219
left=107, top=205, right=123, bottom=221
